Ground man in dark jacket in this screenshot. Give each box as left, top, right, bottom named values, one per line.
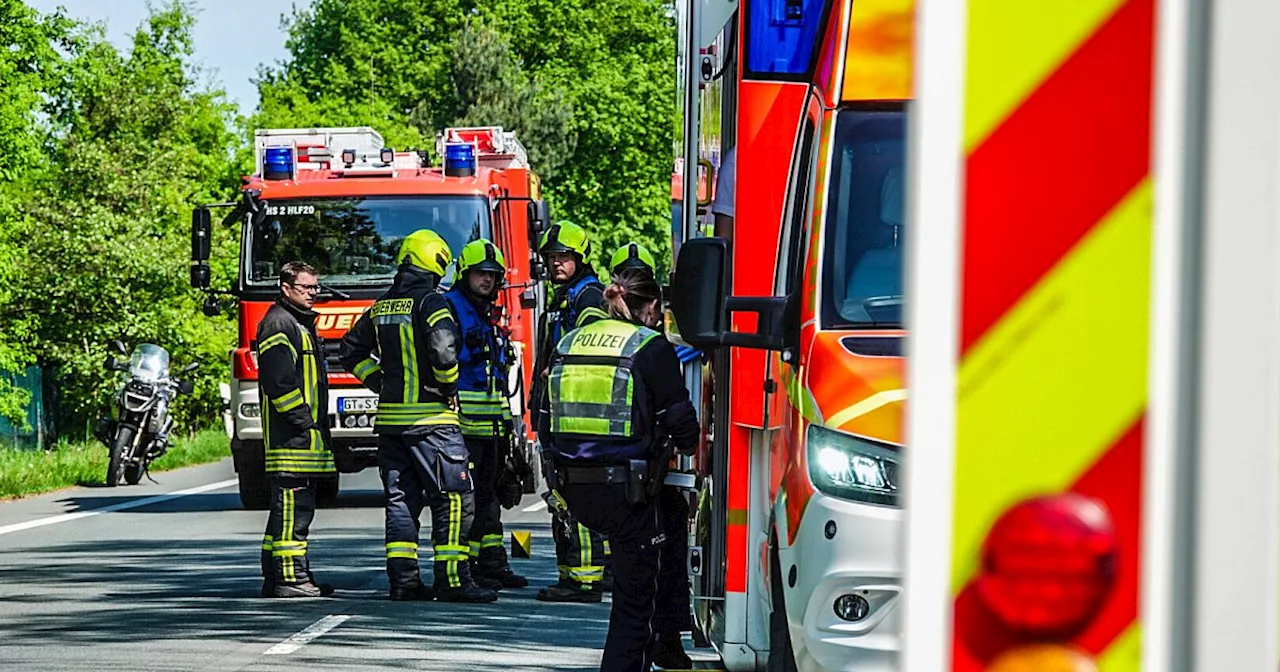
left=531, top=221, right=613, bottom=603
left=257, top=261, right=336, bottom=598
left=340, top=230, right=497, bottom=603
left=444, top=239, right=529, bottom=591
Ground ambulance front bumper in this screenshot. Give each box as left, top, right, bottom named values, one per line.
left=779, top=492, right=903, bottom=672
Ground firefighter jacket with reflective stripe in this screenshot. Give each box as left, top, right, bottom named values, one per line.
left=545, top=319, right=700, bottom=463
left=443, top=287, right=513, bottom=438
left=531, top=270, right=607, bottom=418
left=256, top=299, right=335, bottom=475
left=338, top=267, right=461, bottom=435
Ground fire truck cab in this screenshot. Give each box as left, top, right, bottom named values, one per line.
left=190, top=126, right=547, bottom=509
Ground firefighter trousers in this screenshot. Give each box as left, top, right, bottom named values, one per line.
left=559, top=481, right=667, bottom=672
left=466, top=436, right=511, bottom=575
left=260, top=475, right=319, bottom=586
left=378, top=430, right=476, bottom=590
left=552, top=508, right=608, bottom=589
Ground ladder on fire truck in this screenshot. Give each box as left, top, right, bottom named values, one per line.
left=900, top=0, right=1280, bottom=670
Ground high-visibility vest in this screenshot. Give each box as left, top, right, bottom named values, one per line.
left=548, top=320, right=659, bottom=440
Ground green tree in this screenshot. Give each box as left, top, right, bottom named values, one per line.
left=0, top=1, right=78, bottom=424
left=255, top=0, right=476, bottom=150
left=256, top=0, right=676, bottom=274
left=481, top=0, right=676, bottom=274
left=434, top=18, right=576, bottom=181
left=11, top=1, right=242, bottom=432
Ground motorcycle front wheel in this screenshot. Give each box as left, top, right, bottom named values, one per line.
left=106, top=425, right=136, bottom=487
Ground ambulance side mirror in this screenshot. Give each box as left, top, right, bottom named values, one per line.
left=670, top=237, right=785, bottom=351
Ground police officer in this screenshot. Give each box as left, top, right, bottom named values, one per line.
left=443, top=239, right=529, bottom=591
left=257, top=261, right=336, bottom=599
left=545, top=269, right=700, bottom=672
left=531, top=221, right=613, bottom=603
left=608, top=243, right=694, bottom=669
left=339, top=230, right=497, bottom=603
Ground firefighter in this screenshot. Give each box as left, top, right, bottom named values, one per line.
left=256, top=261, right=336, bottom=599
left=608, top=243, right=694, bottom=669
left=544, top=269, right=701, bottom=672
left=339, top=230, right=497, bottom=603
left=443, top=239, right=529, bottom=591
left=531, top=220, right=612, bottom=603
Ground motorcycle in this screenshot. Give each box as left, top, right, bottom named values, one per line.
left=95, top=341, right=198, bottom=487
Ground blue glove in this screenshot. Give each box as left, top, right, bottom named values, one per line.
left=674, top=344, right=703, bottom=364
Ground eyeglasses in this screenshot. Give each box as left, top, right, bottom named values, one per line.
left=288, top=283, right=321, bottom=293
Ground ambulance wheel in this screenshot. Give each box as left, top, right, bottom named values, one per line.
left=767, top=541, right=799, bottom=672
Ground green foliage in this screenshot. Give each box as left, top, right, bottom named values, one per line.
left=0, top=0, right=677, bottom=436
left=0, top=428, right=229, bottom=499
left=1, top=1, right=242, bottom=433
left=258, top=0, right=676, bottom=274
left=437, top=18, right=576, bottom=180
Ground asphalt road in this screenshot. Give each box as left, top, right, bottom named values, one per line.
left=0, top=458, right=723, bottom=671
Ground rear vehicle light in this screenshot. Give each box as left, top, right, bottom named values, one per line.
left=805, top=424, right=900, bottom=506
left=986, top=643, right=1097, bottom=672
left=233, top=347, right=259, bottom=381
left=239, top=403, right=260, bottom=418
left=974, top=494, right=1117, bottom=639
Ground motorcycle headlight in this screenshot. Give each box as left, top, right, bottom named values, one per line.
left=806, top=424, right=900, bottom=507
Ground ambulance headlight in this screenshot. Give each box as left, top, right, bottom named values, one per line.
left=806, top=424, right=900, bottom=507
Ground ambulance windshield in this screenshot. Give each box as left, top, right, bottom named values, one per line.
left=246, top=195, right=490, bottom=287
left=823, top=107, right=907, bottom=328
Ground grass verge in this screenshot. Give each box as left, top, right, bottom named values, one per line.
left=0, top=428, right=228, bottom=500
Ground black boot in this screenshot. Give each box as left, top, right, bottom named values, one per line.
left=486, top=567, right=529, bottom=589
left=272, top=581, right=334, bottom=598
left=469, top=560, right=504, bottom=591
left=535, top=582, right=602, bottom=603
left=389, top=584, right=436, bottom=601
left=651, top=633, right=693, bottom=670
left=435, top=583, right=499, bottom=603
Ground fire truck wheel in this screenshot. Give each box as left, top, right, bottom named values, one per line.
left=767, top=540, right=799, bottom=672
left=316, top=477, right=340, bottom=508
left=233, top=438, right=270, bottom=510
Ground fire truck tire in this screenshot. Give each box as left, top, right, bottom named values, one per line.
left=316, top=477, right=340, bottom=508
left=767, top=541, right=799, bottom=672
left=233, top=439, right=270, bottom=510
left=237, top=470, right=270, bottom=510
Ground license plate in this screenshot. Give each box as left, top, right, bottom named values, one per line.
left=339, top=397, right=378, bottom=413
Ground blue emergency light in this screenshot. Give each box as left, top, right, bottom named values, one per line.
left=444, top=142, right=476, bottom=178
left=263, top=146, right=295, bottom=180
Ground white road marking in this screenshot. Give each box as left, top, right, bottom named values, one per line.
left=0, top=478, right=239, bottom=537
left=264, top=614, right=352, bottom=655
left=522, top=499, right=547, bottom=512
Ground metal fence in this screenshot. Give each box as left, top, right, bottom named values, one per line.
left=0, top=366, right=50, bottom=450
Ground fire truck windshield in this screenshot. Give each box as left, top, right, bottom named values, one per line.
left=246, top=195, right=489, bottom=287
left=823, top=107, right=907, bottom=328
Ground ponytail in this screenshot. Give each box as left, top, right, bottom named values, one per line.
left=604, top=270, right=662, bottom=324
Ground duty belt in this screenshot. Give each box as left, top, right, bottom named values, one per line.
left=556, top=463, right=630, bottom=486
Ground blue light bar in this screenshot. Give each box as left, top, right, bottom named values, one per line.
left=444, top=142, right=476, bottom=177
left=263, top=146, right=295, bottom=180
left=745, top=0, right=826, bottom=77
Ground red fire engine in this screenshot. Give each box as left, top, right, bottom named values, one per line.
left=190, top=125, right=547, bottom=509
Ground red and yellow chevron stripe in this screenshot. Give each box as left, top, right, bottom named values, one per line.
left=949, top=0, right=1155, bottom=669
